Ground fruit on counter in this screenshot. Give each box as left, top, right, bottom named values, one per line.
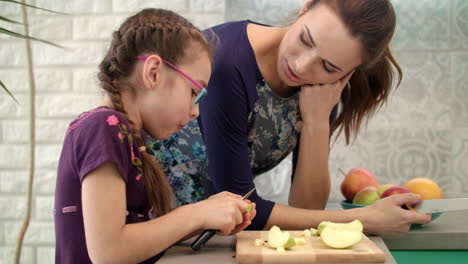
left=311, top=228, right=319, bottom=237
left=294, top=237, right=307, bottom=245
left=318, top=220, right=363, bottom=249
left=254, top=239, right=264, bottom=247
left=352, top=186, right=380, bottom=205
left=380, top=186, right=412, bottom=198
left=268, top=226, right=296, bottom=251
left=376, top=183, right=397, bottom=197
left=320, top=224, right=363, bottom=249
left=301, top=228, right=318, bottom=238
left=301, top=229, right=312, bottom=238
left=340, top=168, right=378, bottom=202
left=317, top=219, right=363, bottom=236
left=404, top=177, right=443, bottom=200
left=246, top=204, right=253, bottom=213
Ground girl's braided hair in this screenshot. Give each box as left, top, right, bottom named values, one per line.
left=98, top=8, right=212, bottom=215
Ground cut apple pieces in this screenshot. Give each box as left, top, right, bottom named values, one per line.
left=267, top=226, right=296, bottom=250
left=294, top=237, right=306, bottom=245
left=320, top=227, right=363, bottom=249
left=317, top=219, right=363, bottom=235
left=318, top=220, right=364, bottom=249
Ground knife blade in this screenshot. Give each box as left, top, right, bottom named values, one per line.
left=412, top=198, right=468, bottom=213
left=190, top=187, right=256, bottom=251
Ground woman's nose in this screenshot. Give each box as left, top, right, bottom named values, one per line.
left=295, top=53, right=318, bottom=76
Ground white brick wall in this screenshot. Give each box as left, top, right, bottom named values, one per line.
left=0, top=0, right=227, bottom=263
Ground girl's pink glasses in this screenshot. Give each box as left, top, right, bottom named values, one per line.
left=137, top=56, right=207, bottom=105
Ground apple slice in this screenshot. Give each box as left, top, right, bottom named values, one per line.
left=320, top=226, right=363, bottom=249
left=317, top=219, right=363, bottom=235
left=294, top=237, right=306, bottom=245
left=267, top=226, right=296, bottom=250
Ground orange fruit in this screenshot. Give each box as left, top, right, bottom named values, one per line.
left=403, top=178, right=443, bottom=200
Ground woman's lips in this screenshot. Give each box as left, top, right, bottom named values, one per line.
left=285, top=61, right=302, bottom=83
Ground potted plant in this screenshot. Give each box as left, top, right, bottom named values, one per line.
left=1, top=1, right=63, bottom=263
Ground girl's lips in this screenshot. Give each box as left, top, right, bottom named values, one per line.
left=284, top=61, right=302, bottom=83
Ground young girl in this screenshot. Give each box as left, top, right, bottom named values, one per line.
left=54, top=9, right=256, bottom=264
left=147, top=0, right=430, bottom=236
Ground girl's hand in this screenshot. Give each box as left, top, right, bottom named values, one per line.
left=228, top=201, right=256, bottom=235
left=195, top=191, right=255, bottom=235
left=363, top=193, right=431, bottom=237
left=299, top=71, right=354, bottom=126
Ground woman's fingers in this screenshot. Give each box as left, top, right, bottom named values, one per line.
left=385, top=193, right=422, bottom=207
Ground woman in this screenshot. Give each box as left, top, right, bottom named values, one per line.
left=147, top=0, right=430, bottom=237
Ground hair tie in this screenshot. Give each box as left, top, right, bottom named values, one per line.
left=139, top=146, right=147, bottom=153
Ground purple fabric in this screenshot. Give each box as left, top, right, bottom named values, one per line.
left=54, top=106, right=163, bottom=263
left=200, top=21, right=338, bottom=230
left=200, top=21, right=275, bottom=230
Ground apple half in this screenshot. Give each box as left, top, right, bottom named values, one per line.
left=318, top=220, right=363, bottom=249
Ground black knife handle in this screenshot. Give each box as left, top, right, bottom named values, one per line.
left=191, top=229, right=216, bottom=251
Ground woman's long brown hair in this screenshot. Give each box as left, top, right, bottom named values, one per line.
left=307, top=0, right=402, bottom=144
left=97, top=8, right=212, bottom=216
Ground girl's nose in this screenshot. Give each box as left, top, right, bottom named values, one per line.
left=190, top=104, right=200, bottom=118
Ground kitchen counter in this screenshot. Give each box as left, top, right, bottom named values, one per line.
left=157, top=204, right=468, bottom=264
left=158, top=235, right=397, bottom=264
left=384, top=210, right=468, bottom=250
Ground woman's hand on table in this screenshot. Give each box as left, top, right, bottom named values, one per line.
left=361, top=193, right=431, bottom=237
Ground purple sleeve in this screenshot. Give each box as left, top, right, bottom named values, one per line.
left=72, top=111, right=133, bottom=183
left=199, top=62, right=274, bottom=230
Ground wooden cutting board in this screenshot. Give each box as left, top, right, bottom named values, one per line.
left=236, top=231, right=386, bottom=263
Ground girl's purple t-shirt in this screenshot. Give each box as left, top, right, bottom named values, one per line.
left=54, top=106, right=163, bottom=263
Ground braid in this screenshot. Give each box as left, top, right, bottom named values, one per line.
left=97, top=8, right=211, bottom=216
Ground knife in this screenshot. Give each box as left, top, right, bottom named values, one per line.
left=410, top=198, right=468, bottom=213
left=191, top=187, right=256, bottom=251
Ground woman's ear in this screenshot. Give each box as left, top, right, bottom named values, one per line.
left=299, top=0, right=315, bottom=16
left=142, top=55, right=163, bottom=90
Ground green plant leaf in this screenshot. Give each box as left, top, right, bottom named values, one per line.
left=0, top=0, right=67, bottom=15
left=0, top=27, right=63, bottom=48
left=0, top=80, right=19, bottom=104
left=0, top=15, right=22, bottom=24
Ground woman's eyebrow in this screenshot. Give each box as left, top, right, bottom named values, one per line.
left=303, top=24, right=343, bottom=72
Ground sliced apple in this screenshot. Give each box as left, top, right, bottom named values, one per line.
left=294, top=237, right=306, bottom=245
left=317, top=219, right=363, bottom=235
left=320, top=226, right=362, bottom=249
left=310, top=228, right=319, bottom=237
left=246, top=204, right=253, bottom=213
left=283, top=234, right=296, bottom=249
left=267, top=226, right=296, bottom=250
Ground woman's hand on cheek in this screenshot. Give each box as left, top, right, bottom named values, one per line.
left=299, top=71, right=354, bottom=125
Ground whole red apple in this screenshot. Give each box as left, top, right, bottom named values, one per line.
left=377, top=184, right=397, bottom=197
left=380, top=186, right=412, bottom=198
left=340, top=168, right=378, bottom=202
